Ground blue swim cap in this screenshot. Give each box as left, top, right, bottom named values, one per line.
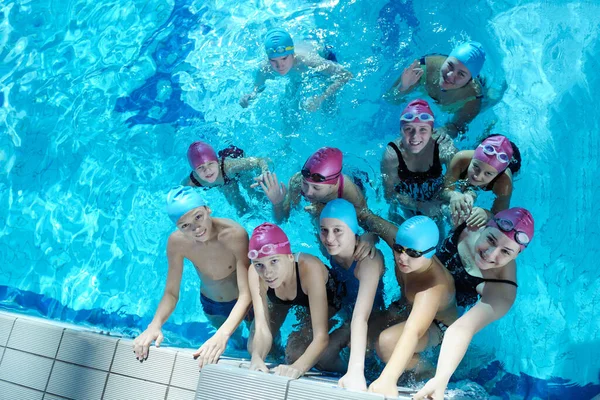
left=448, top=41, right=486, bottom=77
left=395, top=216, right=439, bottom=259
left=320, top=199, right=359, bottom=234
left=166, top=186, right=207, bottom=224
left=264, top=28, right=294, bottom=59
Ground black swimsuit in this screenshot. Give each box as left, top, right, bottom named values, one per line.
left=388, top=141, right=445, bottom=202
left=437, top=223, right=518, bottom=307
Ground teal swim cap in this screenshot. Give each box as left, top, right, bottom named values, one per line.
left=448, top=41, right=486, bottom=77
left=320, top=199, right=359, bottom=234
left=166, top=186, right=207, bottom=224
left=264, top=28, right=294, bottom=59
left=395, top=216, right=439, bottom=259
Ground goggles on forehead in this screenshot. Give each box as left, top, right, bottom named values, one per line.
left=493, top=218, right=530, bottom=247
left=301, top=168, right=341, bottom=183
left=392, top=243, right=436, bottom=258
left=479, top=144, right=510, bottom=164
left=248, top=241, right=290, bottom=260
left=400, top=112, right=434, bottom=123
left=267, top=45, right=294, bottom=55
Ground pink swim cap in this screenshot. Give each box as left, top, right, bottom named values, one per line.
left=400, top=99, right=434, bottom=127
left=249, top=223, right=292, bottom=260
left=473, top=135, right=514, bottom=173
left=301, top=147, right=343, bottom=185
left=487, top=207, right=534, bottom=252
left=187, top=141, right=218, bottom=170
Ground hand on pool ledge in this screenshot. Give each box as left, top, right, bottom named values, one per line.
left=368, top=376, right=398, bottom=397
left=132, top=325, right=164, bottom=362
left=193, top=331, right=229, bottom=369
left=338, top=369, right=367, bottom=392
left=413, top=376, right=447, bottom=400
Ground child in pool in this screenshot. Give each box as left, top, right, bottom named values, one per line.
left=442, top=135, right=521, bottom=227
left=184, top=141, right=271, bottom=214
left=384, top=41, right=486, bottom=138
left=239, top=28, right=353, bottom=115
left=133, top=186, right=251, bottom=368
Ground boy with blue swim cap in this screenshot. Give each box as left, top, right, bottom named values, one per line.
left=318, top=199, right=387, bottom=391
left=364, top=216, right=457, bottom=397
left=239, top=27, right=353, bottom=117
left=384, top=40, right=487, bottom=138
left=133, top=186, right=252, bottom=370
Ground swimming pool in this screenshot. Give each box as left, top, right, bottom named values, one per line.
left=1, top=0, right=599, bottom=398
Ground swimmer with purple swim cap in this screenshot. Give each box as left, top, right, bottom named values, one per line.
left=414, top=207, right=534, bottom=399
left=133, top=186, right=252, bottom=370
left=366, top=215, right=457, bottom=397
left=183, top=141, right=271, bottom=214
left=384, top=41, right=487, bottom=138
left=443, top=134, right=522, bottom=228
left=246, top=223, right=338, bottom=379
left=239, top=28, right=353, bottom=116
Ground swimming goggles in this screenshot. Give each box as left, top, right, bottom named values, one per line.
left=248, top=241, right=290, bottom=260
left=400, top=112, right=434, bottom=123
left=301, top=168, right=341, bottom=183
left=267, top=45, right=294, bottom=55
left=392, top=243, right=436, bottom=258
left=479, top=144, right=510, bottom=164
left=493, top=218, right=530, bottom=247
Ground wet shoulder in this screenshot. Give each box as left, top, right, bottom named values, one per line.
left=215, top=218, right=248, bottom=241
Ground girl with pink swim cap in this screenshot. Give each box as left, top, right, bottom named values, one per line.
left=184, top=141, right=271, bottom=213
left=246, top=223, right=339, bottom=378
left=256, top=146, right=381, bottom=260
left=442, top=134, right=522, bottom=228
left=414, top=207, right=534, bottom=400
left=382, top=99, right=457, bottom=225
left=384, top=41, right=487, bottom=138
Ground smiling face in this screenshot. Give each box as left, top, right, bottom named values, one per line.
left=301, top=179, right=338, bottom=203
left=467, top=159, right=499, bottom=186
left=195, top=161, right=220, bottom=183
left=440, top=56, right=472, bottom=90
left=319, top=218, right=355, bottom=256
left=177, top=206, right=213, bottom=242
left=269, top=54, right=294, bottom=75
left=252, top=254, right=295, bottom=288
left=401, top=122, right=433, bottom=154
left=393, top=246, right=432, bottom=274
left=473, top=226, right=520, bottom=270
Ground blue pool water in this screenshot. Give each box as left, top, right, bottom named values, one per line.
left=1, top=0, right=599, bottom=398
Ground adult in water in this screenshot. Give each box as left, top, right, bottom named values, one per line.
left=413, top=207, right=534, bottom=400
left=367, top=216, right=456, bottom=397
left=381, top=99, right=456, bottom=224
left=258, top=147, right=380, bottom=259
left=133, top=186, right=251, bottom=368
left=184, top=141, right=270, bottom=214
left=443, top=135, right=522, bottom=227
left=318, top=199, right=386, bottom=390
left=384, top=41, right=486, bottom=138
left=247, top=223, right=337, bottom=378
left=239, top=28, right=353, bottom=116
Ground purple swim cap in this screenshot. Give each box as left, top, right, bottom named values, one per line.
left=301, top=147, right=343, bottom=185
left=487, top=207, right=534, bottom=252
left=187, top=142, right=218, bottom=170
left=249, top=223, right=292, bottom=260
left=473, top=135, right=514, bottom=173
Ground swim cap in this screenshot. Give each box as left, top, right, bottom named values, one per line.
left=302, top=147, right=343, bottom=185
left=487, top=207, right=534, bottom=252
left=395, top=216, right=439, bottom=259
left=320, top=199, right=359, bottom=234
left=473, top=135, right=514, bottom=173
left=249, top=223, right=292, bottom=259
left=264, top=28, right=294, bottom=59
left=166, top=186, right=207, bottom=224
left=448, top=41, right=486, bottom=77
left=187, top=141, right=218, bottom=170
left=400, top=99, right=435, bottom=127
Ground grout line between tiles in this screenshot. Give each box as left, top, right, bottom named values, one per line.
left=43, top=327, right=66, bottom=394
left=0, top=316, right=17, bottom=366
left=101, top=337, right=121, bottom=400
left=0, top=377, right=45, bottom=396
